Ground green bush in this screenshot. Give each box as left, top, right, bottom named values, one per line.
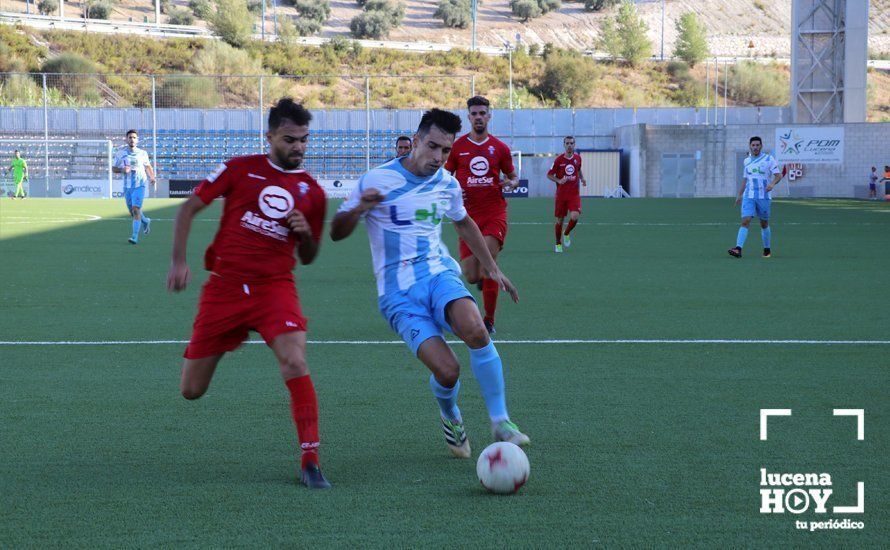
left=293, top=18, right=322, bottom=37
left=156, top=77, right=221, bottom=108
left=350, top=11, right=392, bottom=39
left=247, top=0, right=264, bottom=16
left=86, top=2, right=112, bottom=20
left=364, top=0, right=405, bottom=21
left=435, top=0, right=471, bottom=29
left=510, top=0, right=541, bottom=21
left=510, top=0, right=558, bottom=21
left=673, top=12, right=709, bottom=67
left=168, top=7, right=195, bottom=26
left=728, top=61, right=788, bottom=106
left=41, top=52, right=97, bottom=74
left=538, top=52, right=597, bottom=106
left=37, top=0, right=59, bottom=16
left=188, top=0, right=213, bottom=19
left=0, top=74, right=44, bottom=107
left=583, top=0, right=618, bottom=10
left=293, top=0, right=331, bottom=22
left=210, top=0, right=254, bottom=48
left=666, top=60, right=689, bottom=77
left=41, top=53, right=99, bottom=100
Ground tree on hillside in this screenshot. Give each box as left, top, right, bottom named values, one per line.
left=435, top=0, right=471, bottom=29
left=583, top=0, right=618, bottom=11
left=510, top=0, right=560, bottom=22
left=210, top=0, right=254, bottom=48
left=598, top=1, right=652, bottom=67
left=673, top=12, right=709, bottom=67
left=350, top=0, right=404, bottom=39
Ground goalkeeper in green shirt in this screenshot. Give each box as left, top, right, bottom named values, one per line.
left=8, top=150, right=28, bottom=199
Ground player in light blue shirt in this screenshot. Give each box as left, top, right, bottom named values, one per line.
left=113, top=130, right=156, bottom=244
left=728, top=136, right=783, bottom=259
left=331, top=109, right=530, bottom=458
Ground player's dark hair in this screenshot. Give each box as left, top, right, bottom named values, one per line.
left=416, top=109, right=462, bottom=137
left=396, top=136, right=411, bottom=144
left=126, top=129, right=138, bottom=137
left=466, top=96, right=490, bottom=110
left=749, top=136, right=762, bottom=144
left=268, top=97, right=312, bottom=131
left=564, top=136, right=575, bottom=142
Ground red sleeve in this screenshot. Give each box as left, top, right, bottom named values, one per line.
left=444, top=145, right=458, bottom=173
left=547, top=157, right=559, bottom=176
left=194, top=162, right=234, bottom=204
left=305, top=186, right=327, bottom=243
left=500, top=142, right=515, bottom=175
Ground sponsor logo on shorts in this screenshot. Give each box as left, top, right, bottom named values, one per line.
left=410, top=329, right=420, bottom=340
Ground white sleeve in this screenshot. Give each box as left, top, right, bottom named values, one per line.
left=769, top=156, right=781, bottom=175
left=445, top=180, right=467, bottom=222
left=113, top=148, right=126, bottom=168
left=337, top=175, right=365, bottom=214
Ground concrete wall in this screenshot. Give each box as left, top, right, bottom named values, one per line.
left=616, top=123, right=890, bottom=198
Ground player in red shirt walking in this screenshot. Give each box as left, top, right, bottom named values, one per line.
left=166, top=98, right=331, bottom=489
left=444, top=96, right=519, bottom=335
left=547, top=136, right=586, bottom=253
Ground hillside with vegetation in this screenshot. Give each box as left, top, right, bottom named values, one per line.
left=1, top=14, right=888, bottom=120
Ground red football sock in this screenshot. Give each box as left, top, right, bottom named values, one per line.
left=564, top=219, right=578, bottom=236
left=482, top=278, right=500, bottom=323
left=554, top=222, right=563, bottom=244
left=285, top=375, right=320, bottom=469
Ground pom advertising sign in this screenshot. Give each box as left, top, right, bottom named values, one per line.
left=775, top=127, right=844, bottom=164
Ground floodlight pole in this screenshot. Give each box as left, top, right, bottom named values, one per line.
left=508, top=45, right=513, bottom=110
left=660, top=0, right=665, bottom=61
left=471, top=0, right=477, bottom=52
left=155, top=0, right=160, bottom=28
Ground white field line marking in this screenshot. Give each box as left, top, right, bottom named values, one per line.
left=1, top=339, right=890, bottom=346
left=0, top=213, right=102, bottom=224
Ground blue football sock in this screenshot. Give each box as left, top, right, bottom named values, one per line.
left=762, top=227, right=771, bottom=248
left=469, top=341, right=509, bottom=424
left=429, top=375, right=461, bottom=423
left=131, top=218, right=141, bottom=241
left=736, top=226, right=749, bottom=249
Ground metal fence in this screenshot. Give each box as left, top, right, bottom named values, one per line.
left=0, top=71, right=791, bottom=184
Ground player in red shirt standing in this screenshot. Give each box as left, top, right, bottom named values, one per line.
left=166, top=98, right=331, bottom=489
left=547, top=136, right=586, bottom=253
left=444, top=96, right=519, bottom=335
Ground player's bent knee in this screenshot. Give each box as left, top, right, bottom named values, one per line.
left=279, top=356, right=309, bottom=378
left=461, top=324, right=490, bottom=349
left=433, top=363, right=461, bottom=388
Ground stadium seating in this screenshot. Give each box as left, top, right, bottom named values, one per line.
left=0, top=129, right=412, bottom=181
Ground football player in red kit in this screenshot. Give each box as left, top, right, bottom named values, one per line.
left=444, top=96, right=519, bottom=335
left=547, top=136, right=586, bottom=253
left=166, top=98, right=331, bottom=489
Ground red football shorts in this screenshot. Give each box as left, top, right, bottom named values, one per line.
left=459, top=211, right=508, bottom=260
left=184, top=275, right=307, bottom=359
left=554, top=193, right=582, bottom=218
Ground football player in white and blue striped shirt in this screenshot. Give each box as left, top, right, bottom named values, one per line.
left=728, top=136, right=783, bottom=258
left=331, top=109, right=530, bottom=459
left=113, top=130, right=156, bottom=244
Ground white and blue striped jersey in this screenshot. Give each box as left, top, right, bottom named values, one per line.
left=339, top=158, right=467, bottom=296
left=114, top=146, right=151, bottom=189
left=742, top=153, right=780, bottom=199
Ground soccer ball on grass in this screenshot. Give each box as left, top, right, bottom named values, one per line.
left=476, top=441, right=529, bottom=494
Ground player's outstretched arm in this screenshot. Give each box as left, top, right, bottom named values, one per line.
left=330, top=188, right=384, bottom=241
left=453, top=216, right=519, bottom=303
left=167, top=194, right=207, bottom=292
left=734, top=179, right=746, bottom=204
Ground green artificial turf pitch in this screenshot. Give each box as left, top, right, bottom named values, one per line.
left=1, top=197, right=887, bottom=547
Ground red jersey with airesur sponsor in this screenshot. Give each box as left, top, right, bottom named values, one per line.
left=194, top=154, right=327, bottom=282
left=444, top=134, right=515, bottom=219
left=548, top=154, right=583, bottom=198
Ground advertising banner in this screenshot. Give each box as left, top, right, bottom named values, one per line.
left=61, top=179, right=108, bottom=198
left=775, top=127, right=844, bottom=164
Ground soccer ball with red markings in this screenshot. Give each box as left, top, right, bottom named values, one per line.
left=476, top=442, right=529, bottom=494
